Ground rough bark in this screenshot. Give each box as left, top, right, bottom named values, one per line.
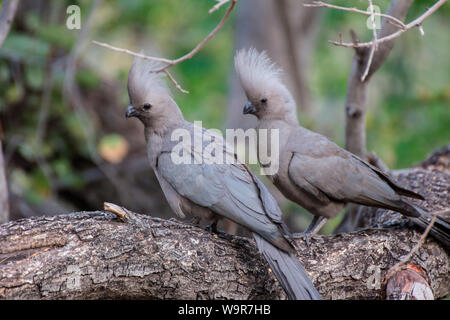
left=344, top=0, right=413, bottom=157
left=0, top=208, right=448, bottom=300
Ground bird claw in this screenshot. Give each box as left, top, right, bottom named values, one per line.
left=294, top=232, right=314, bottom=247
left=204, top=222, right=218, bottom=234
left=204, top=223, right=234, bottom=241
left=179, top=217, right=201, bottom=227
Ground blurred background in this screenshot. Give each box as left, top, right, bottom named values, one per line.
left=0, top=0, right=448, bottom=234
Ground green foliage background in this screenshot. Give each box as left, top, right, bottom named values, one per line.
left=0, top=0, right=448, bottom=225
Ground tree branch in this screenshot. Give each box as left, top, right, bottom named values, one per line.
left=360, top=0, right=378, bottom=82
left=0, top=143, right=8, bottom=224
left=92, top=0, right=237, bottom=93
left=0, top=207, right=448, bottom=300
left=329, top=0, right=447, bottom=48
left=0, top=0, right=20, bottom=224
left=304, top=1, right=406, bottom=30
left=0, top=0, right=19, bottom=47
left=330, top=0, right=414, bottom=233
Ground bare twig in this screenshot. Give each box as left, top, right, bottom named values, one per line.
left=209, top=0, right=230, bottom=14
left=155, top=0, right=237, bottom=73
left=304, top=1, right=406, bottom=29
left=0, top=0, right=19, bottom=47
left=104, top=202, right=128, bottom=222
left=92, top=0, right=237, bottom=93
left=361, top=0, right=378, bottom=82
left=334, top=0, right=414, bottom=233
left=91, top=41, right=173, bottom=65
left=163, top=70, right=189, bottom=94
left=385, top=209, right=449, bottom=279
left=328, top=0, right=447, bottom=48
left=91, top=40, right=189, bottom=93
left=0, top=143, right=8, bottom=224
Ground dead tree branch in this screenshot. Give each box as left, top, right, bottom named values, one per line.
left=0, top=0, right=19, bottom=47
left=1, top=146, right=449, bottom=299
left=0, top=0, right=20, bottom=223
left=0, top=207, right=448, bottom=300
left=0, top=143, right=8, bottom=224
left=361, top=0, right=378, bottom=82
left=348, top=0, right=413, bottom=157
left=328, top=0, right=447, bottom=48
left=209, top=0, right=231, bottom=14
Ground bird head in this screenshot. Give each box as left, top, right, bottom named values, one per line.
left=234, top=48, right=297, bottom=123
left=126, top=56, right=182, bottom=129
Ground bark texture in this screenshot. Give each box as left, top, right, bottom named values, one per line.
left=0, top=143, right=8, bottom=223
left=0, top=0, right=20, bottom=224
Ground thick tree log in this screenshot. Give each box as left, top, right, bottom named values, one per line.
left=0, top=208, right=448, bottom=300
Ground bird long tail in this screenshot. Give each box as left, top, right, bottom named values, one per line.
left=253, top=233, right=322, bottom=300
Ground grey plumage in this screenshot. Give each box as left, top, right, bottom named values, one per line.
left=235, top=48, right=449, bottom=248
left=125, top=57, right=321, bottom=300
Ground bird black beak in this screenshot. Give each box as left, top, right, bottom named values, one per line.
left=243, top=101, right=256, bottom=115
left=125, top=105, right=138, bottom=118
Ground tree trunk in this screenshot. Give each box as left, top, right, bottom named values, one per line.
left=337, top=0, right=414, bottom=233
left=0, top=143, right=9, bottom=223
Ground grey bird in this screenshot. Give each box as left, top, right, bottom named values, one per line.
left=125, top=57, right=322, bottom=300
left=234, top=48, right=449, bottom=247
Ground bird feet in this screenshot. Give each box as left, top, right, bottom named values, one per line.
left=171, top=217, right=202, bottom=227
left=204, top=222, right=234, bottom=241
left=204, top=221, right=218, bottom=233
left=295, top=232, right=314, bottom=247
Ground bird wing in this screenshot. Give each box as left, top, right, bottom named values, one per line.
left=287, top=130, right=401, bottom=206
left=153, top=170, right=186, bottom=218
left=156, top=123, right=291, bottom=251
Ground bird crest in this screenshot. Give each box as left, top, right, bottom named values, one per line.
left=127, top=55, right=170, bottom=103
left=234, top=48, right=283, bottom=98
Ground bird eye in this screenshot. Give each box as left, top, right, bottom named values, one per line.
left=143, top=103, right=152, bottom=110
left=260, top=98, right=267, bottom=103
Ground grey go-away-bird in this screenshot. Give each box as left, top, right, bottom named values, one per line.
left=235, top=48, right=449, bottom=248
left=125, top=57, right=322, bottom=300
